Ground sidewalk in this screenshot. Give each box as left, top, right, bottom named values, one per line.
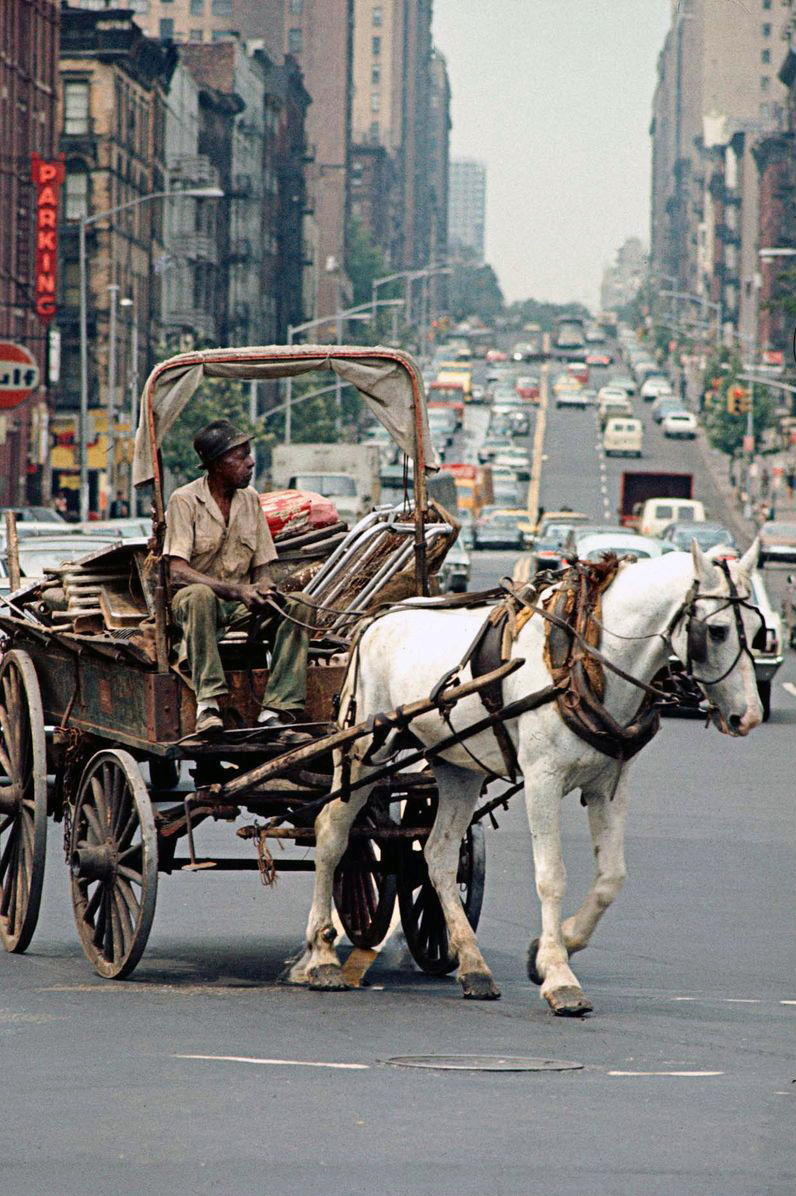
left=696, top=431, right=796, bottom=549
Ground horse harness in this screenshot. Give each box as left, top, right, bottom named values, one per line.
left=424, top=554, right=762, bottom=777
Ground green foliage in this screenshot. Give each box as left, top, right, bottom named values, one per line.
left=346, top=217, right=392, bottom=308
left=702, top=349, right=778, bottom=455
left=448, top=258, right=504, bottom=324
left=161, top=377, right=269, bottom=487
left=504, top=296, right=589, bottom=332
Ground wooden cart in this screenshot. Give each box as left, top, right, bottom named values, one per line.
left=0, top=345, right=492, bottom=981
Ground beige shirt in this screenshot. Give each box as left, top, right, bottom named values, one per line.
left=164, top=474, right=277, bottom=584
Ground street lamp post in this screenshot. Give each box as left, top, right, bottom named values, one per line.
left=659, top=288, right=722, bottom=345
left=78, top=185, right=223, bottom=521
left=106, top=282, right=119, bottom=508
left=119, top=295, right=138, bottom=513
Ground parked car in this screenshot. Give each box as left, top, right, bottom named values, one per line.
left=478, top=436, right=512, bottom=464
left=652, top=398, right=686, bottom=425
left=0, top=505, right=65, bottom=524
left=556, top=388, right=590, bottom=410
left=640, top=375, right=673, bottom=401
left=758, top=520, right=796, bottom=565
left=437, top=538, right=471, bottom=593
left=473, top=507, right=527, bottom=551
left=493, top=445, right=531, bottom=480
left=662, top=410, right=698, bottom=439
left=639, top=497, right=706, bottom=537
left=603, top=417, right=643, bottom=456
left=574, top=531, right=663, bottom=562
left=515, top=375, right=540, bottom=401
left=660, top=521, right=737, bottom=554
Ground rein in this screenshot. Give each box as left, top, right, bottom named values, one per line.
left=668, top=559, right=763, bottom=687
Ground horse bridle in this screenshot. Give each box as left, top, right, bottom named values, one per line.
left=672, top=559, right=764, bottom=686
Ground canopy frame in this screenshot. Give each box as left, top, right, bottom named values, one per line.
left=133, top=345, right=435, bottom=672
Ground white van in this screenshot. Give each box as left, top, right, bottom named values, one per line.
left=603, top=417, right=643, bottom=457
left=640, top=497, right=706, bottom=537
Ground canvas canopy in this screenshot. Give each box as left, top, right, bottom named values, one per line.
left=132, top=345, right=438, bottom=488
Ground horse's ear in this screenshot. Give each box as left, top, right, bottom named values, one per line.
left=737, top=537, right=759, bottom=579
left=691, top=538, right=718, bottom=586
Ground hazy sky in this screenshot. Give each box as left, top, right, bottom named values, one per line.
left=432, top=0, right=672, bottom=307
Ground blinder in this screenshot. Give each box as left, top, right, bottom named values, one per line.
left=687, top=615, right=709, bottom=664
left=678, top=558, right=764, bottom=686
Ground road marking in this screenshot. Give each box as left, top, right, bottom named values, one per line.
left=672, top=996, right=762, bottom=1004
left=781, top=999, right=796, bottom=1006
left=607, top=1070, right=724, bottom=1077
left=782, top=682, right=796, bottom=699
left=526, top=363, right=548, bottom=517
left=174, top=1054, right=369, bottom=1070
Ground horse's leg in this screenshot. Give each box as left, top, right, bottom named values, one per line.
left=281, top=752, right=374, bottom=990
left=521, top=755, right=593, bottom=1017
left=561, top=767, right=629, bottom=956
left=425, top=764, right=500, bottom=1000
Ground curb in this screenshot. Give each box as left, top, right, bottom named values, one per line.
left=694, top=430, right=756, bottom=549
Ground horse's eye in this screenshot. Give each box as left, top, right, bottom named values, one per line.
left=708, top=625, right=729, bottom=643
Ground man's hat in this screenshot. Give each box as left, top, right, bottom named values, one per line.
left=193, top=420, right=250, bottom=466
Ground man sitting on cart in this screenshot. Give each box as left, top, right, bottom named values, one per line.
left=164, top=419, right=311, bottom=736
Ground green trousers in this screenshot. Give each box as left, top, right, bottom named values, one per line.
left=171, top=583, right=310, bottom=714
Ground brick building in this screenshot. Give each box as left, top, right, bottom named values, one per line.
left=56, top=6, right=173, bottom=514
left=0, top=0, right=61, bottom=506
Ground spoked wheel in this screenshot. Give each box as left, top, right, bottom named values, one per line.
left=69, top=749, right=158, bottom=979
left=0, top=650, right=47, bottom=953
left=398, top=794, right=486, bottom=976
left=333, top=797, right=398, bottom=948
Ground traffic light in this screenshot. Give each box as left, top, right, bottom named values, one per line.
left=727, top=386, right=751, bottom=416
left=726, top=389, right=738, bottom=415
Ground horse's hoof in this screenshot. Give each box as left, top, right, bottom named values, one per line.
left=527, top=939, right=544, bottom=986
left=460, top=972, right=501, bottom=1000
left=307, top=964, right=351, bottom=992
left=276, top=951, right=310, bottom=986
left=545, top=985, right=592, bottom=1018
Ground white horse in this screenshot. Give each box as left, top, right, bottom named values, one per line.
left=285, top=541, right=762, bottom=1015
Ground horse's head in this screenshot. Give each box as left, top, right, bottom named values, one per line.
left=670, top=539, right=763, bottom=736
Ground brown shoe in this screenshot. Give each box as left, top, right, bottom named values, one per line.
left=195, top=706, right=223, bottom=735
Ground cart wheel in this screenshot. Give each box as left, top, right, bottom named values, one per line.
left=333, top=799, right=398, bottom=948
left=398, top=794, right=485, bottom=976
left=0, top=650, right=47, bottom=953
left=69, top=749, right=158, bottom=979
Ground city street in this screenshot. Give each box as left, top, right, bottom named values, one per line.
left=1, top=356, right=793, bottom=1196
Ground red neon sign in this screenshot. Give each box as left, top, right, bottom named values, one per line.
left=32, top=154, right=66, bottom=322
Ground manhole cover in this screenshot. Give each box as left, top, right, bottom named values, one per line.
left=384, top=1055, right=583, bottom=1072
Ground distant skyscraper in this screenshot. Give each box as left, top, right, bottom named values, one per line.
left=448, top=158, right=486, bottom=262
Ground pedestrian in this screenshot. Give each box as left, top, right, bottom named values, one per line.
left=787, top=467, right=796, bottom=498
left=52, top=492, right=68, bottom=519
left=164, top=420, right=312, bottom=737
left=761, top=466, right=770, bottom=497
left=109, top=490, right=130, bottom=518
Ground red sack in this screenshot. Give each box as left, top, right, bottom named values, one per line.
left=259, top=489, right=339, bottom=540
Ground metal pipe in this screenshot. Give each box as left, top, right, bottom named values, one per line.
left=79, top=217, right=89, bottom=521
left=107, top=282, right=119, bottom=505
left=4, top=511, right=20, bottom=592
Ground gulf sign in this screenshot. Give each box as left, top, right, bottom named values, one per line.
left=32, top=154, right=66, bottom=322
left=0, top=342, right=40, bottom=410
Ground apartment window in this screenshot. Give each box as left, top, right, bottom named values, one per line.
left=761, top=75, right=770, bottom=91
left=371, top=63, right=380, bottom=84
left=63, top=81, right=89, bottom=135
left=189, top=28, right=203, bottom=41
left=369, top=120, right=379, bottom=139
left=372, top=5, right=382, bottom=25
left=762, top=48, right=771, bottom=63
left=762, top=0, right=771, bottom=9
left=211, top=0, right=232, bottom=14
left=64, top=168, right=88, bottom=221
left=212, top=29, right=235, bottom=41
left=372, top=35, right=381, bottom=55
left=289, top=0, right=302, bottom=13
left=288, top=26, right=302, bottom=53
left=190, top=0, right=204, bottom=12
left=762, top=22, right=771, bottom=35
left=63, top=262, right=81, bottom=309
left=159, top=17, right=174, bottom=37
left=370, top=92, right=380, bottom=112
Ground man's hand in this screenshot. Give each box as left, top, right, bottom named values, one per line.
left=236, top=581, right=274, bottom=610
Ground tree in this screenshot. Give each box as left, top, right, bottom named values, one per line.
left=504, top=297, right=589, bottom=332
left=160, top=376, right=268, bottom=488
left=448, top=255, right=504, bottom=324
left=346, top=217, right=391, bottom=308
left=702, top=348, right=778, bottom=455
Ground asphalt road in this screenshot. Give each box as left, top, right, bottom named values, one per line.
left=0, top=352, right=793, bottom=1196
